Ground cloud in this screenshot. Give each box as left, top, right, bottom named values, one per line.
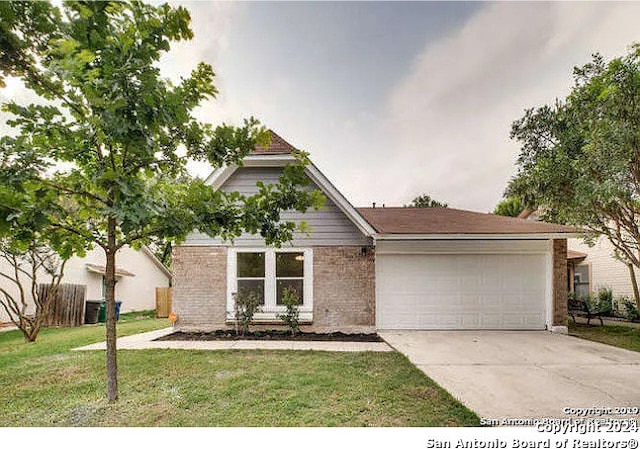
left=158, top=1, right=241, bottom=178
left=385, top=2, right=640, bottom=212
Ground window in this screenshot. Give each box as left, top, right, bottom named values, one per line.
left=276, top=252, right=304, bottom=305
left=574, top=264, right=591, bottom=299
left=237, top=252, right=265, bottom=305
left=227, top=248, right=313, bottom=321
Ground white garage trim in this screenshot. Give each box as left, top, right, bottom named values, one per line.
left=375, top=240, right=552, bottom=330
left=375, top=239, right=549, bottom=255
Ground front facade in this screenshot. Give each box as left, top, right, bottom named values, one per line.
left=173, top=131, right=574, bottom=333
left=173, top=135, right=378, bottom=333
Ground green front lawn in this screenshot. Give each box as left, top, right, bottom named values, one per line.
left=569, top=322, right=640, bottom=353
left=0, top=316, right=479, bottom=427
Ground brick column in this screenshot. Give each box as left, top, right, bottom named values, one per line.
left=552, top=239, right=568, bottom=330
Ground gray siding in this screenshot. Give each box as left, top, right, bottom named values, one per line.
left=185, top=167, right=370, bottom=247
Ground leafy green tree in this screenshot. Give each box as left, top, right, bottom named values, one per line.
left=493, top=196, right=524, bottom=217
left=0, top=1, right=62, bottom=88
left=405, top=194, right=448, bottom=208
left=0, top=1, right=323, bottom=402
left=509, top=44, right=640, bottom=309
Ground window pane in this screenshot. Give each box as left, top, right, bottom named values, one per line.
left=276, top=252, right=304, bottom=277
left=574, top=265, right=590, bottom=299
left=237, top=279, right=265, bottom=305
left=237, top=252, right=265, bottom=277
left=276, top=279, right=303, bottom=305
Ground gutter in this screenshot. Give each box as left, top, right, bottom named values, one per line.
left=373, top=233, right=579, bottom=241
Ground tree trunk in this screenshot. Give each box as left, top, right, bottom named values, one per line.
left=628, top=263, right=640, bottom=311
left=25, top=327, right=38, bottom=342
left=105, top=216, right=118, bottom=402
left=22, top=327, right=37, bottom=343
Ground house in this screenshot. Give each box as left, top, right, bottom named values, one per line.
left=567, top=238, right=639, bottom=300
left=0, top=245, right=171, bottom=324
left=517, top=209, right=638, bottom=301
left=173, top=131, right=575, bottom=333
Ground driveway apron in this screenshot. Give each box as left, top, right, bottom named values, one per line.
left=380, top=330, right=640, bottom=420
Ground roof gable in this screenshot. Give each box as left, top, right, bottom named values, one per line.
left=204, top=131, right=375, bottom=237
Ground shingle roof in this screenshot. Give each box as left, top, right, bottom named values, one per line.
left=357, top=207, right=577, bottom=235
left=85, top=263, right=135, bottom=277
left=567, top=250, right=588, bottom=261
left=252, top=130, right=297, bottom=154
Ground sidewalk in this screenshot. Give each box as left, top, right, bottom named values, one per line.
left=72, top=327, right=393, bottom=352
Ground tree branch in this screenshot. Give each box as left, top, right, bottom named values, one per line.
left=39, top=178, right=109, bottom=206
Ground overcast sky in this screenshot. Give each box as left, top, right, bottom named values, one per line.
left=5, top=1, right=640, bottom=212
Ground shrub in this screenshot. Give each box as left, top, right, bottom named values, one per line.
left=622, top=298, right=640, bottom=322
left=596, top=288, right=613, bottom=316
left=277, top=288, right=301, bottom=336
left=233, top=291, right=262, bottom=336
left=612, top=296, right=627, bottom=318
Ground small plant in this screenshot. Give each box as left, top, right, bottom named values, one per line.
left=277, top=288, right=301, bottom=336
left=233, top=291, right=262, bottom=336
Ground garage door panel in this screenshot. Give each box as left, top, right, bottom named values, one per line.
left=377, top=253, right=547, bottom=330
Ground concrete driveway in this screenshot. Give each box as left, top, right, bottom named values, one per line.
left=380, top=331, right=640, bottom=420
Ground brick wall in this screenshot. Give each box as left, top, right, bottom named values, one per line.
left=172, top=246, right=227, bottom=331
left=172, top=245, right=375, bottom=333
left=552, top=239, right=568, bottom=326
left=311, top=246, right=376, bottom=333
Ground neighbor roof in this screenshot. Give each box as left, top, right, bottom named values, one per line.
left=357, top=207, right=576, bottom=235
left=567, top=250, right=588, bottom=261
left=86, top=263, right=135, bottom=277
left=252, top=130, right=297, bottom=155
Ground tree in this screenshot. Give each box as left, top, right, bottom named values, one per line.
left=0, top=1, right=323, bottom=402
left=493, top=196, right=524, bottom=217
left=405, top=194, right=448, bottom=208
left=509, top=44, right=640, bottom=310
left=0, top=240, right=67, bottom=342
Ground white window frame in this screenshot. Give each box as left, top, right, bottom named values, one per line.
left=227, top=248, right=313, bottom=322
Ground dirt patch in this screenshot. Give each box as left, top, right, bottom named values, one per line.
left=155, top=330, right=383, bottom=342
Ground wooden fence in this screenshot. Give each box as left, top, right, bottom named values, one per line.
left=39, top=283, right=86, bottom=327
left=155, top=287, right=172, bottom=318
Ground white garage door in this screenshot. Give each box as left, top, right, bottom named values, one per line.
left=377, top=252, right=547, bottom=330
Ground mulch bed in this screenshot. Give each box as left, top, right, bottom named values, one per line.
left=155, top=330, right=383, bottom=342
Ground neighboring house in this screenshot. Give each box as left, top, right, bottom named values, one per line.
left=567, top=237, right=638, bottom=300
left=0, top=245, right=171, bottom=323
left=173, top=131, right=575, bottom=333
left=517, top=209, right=638, bottom=300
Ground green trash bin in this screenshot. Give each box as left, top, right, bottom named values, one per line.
left=98, top=301, right=106, bottom=323
left=98, top=301, right=123, bottom=323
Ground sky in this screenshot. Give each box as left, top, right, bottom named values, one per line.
left=5, top=1, right=640, bottom=212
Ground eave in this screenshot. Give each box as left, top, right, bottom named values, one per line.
left=373, top=233, right=579, bottom=241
